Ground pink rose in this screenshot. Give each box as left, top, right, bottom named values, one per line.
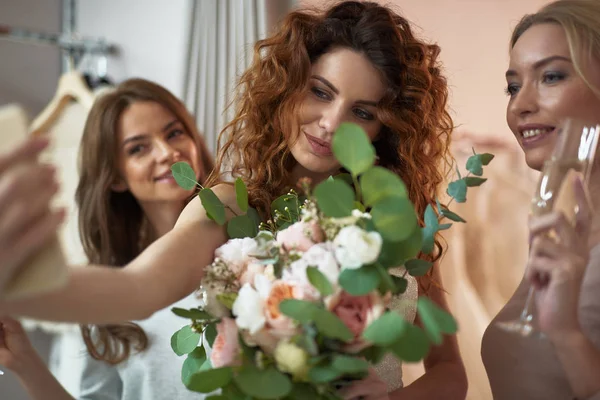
left=326, top=290, right=388, bottom=352
left=276, top=221, right=324, bottom=252
left=210, top=317, right=241, bottom=368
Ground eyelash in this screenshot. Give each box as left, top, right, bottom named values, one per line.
left=310, top=87, right=375, bottom=121
left=505, top=71, right=567, bottom=97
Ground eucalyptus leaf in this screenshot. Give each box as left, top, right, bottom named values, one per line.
left=314, top=309, right=354, bottom=342
left=377, top=226, right=422, bottom=268
left=333, top=173, right=354, bottom=187
left=234, top=366, right=292, bottom=399
left=439, top=223, right=452, bottom=230
left=362, top=311, right=407, bottom=346
left=306, top=267, right=334, bottom=297
left=279, top=299, right=320, bottom=323
left=360, top=166, right=408, bottom=206
left=441, top=209, right=466, bottom=223
left=359, top=345, right=388, bottom=364
left=246, top=207, right=262, bottom=228
left=332, top=122, right=376, bottom=176
left=417, top=297, right=458, bottom=345
left=464, top=177, right=487, bottom=187
left=447, top=179, right=467, bottom=203
left=289, top=383, right=321, bottom=400
left=205, top=323, right=218, bottom=347
left=227, top=214, right=258, bottom=239
left=171, top=307, right=212, bottom=321
left=234, top=178, right=249, bottom=212
left=480, top=153, right=495, bottom=165
left=371, top=197, right=418, bottom=241
left=171, top=325, right=202, bottom=356
left=393, top=275, right=408, bottom=294
left=405, top=259, right=433, bottom=277
left=421, top=204, right=439, bottom=255
left=466, top=154, right=483, bottom=176
left=389, top=324, right=431, bottom=362
left=314, top=179, right=355, bottom=218
left=339, top=266, right=380, bottom=296
left=199, top=189, right=226, bottom=225
left=331, top=355, right=370, bottom=374
left=309, top=365, right=343, bottom=383
left=182, top=347, right=207, bottom=384
left=185, top=367, right=233, bottom=393
left=216, top=293, right=238, bottom=309
left=171, top=161, right=198, bottom=190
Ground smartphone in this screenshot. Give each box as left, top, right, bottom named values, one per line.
left=0, top=104, right=68, bottom=300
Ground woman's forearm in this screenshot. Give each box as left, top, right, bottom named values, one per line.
left=389, top=361, right=467, bottom=400
left=552, top=330, right=600, bottom=399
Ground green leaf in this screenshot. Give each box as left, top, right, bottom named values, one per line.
left=314, top=179, right=355, bottom=218
left=353, top=201, right=366, bottom=213
left=371, top=197, right=418, bottom=241
left=308, top=365, right=343, bottom=383
left=480, top=153, right=495, bottom=165
left=234, top=178, right=249, bottom=212
left=205, top=323, right=218, bottom=347
left=339, top=266, right=380, bottom=296
left=447, top=179, right=467, bottom=203
left=333, top=172, right=354, bottom=187
left=227, top=214, right=258, bottom=239
left=185, top=367, right=233, bottom=393
left=289, top=383, right=321, bottom=400
left=421, top=204, right=439, bottom=255
left=234, top=366, right=292, bottom=399
left=279, top=299, right=320, bottom=323
left=171, top=307, right=212, bottom=320
left=441, top=209, right=466, bottom=223
left=417, top=297, right=458, bottom=345
left=314, top=309, right=354, bottom=342
left=439, top=223, right=452, bottom=230
left=200, top=189, right=226, bottom=225
left=377, top=226, right=423, bottom=268
left=466, top=154, right=483, bottom=176
left=464, top=177, right=487, bottom=187
left=436, top=197, right=443, bottom=214
left=360, top=166, right=408, bottom=206
left=182, top=347, right=207, bottom=384
left=375, top=263, right=396, bottom=294
left=393, top=275, right=408, bottom=294
left=331, top=355, right=370, bottom=374
left=389, top=324, right=431, bottom=362
left=171, top=161, right=198, bottom=190
left=171, top=325, right=202, bottom=356
left=246, top=207, right=262, bottom=228
left=306, top=267, right=334, bottom=297
left=216, top=293, right=238, bottom=309
left=362, top=311, right=407, bottom=346
left=405, top=259, right=433, bottom=277
left=206, top=396, right=228, bottom=400
left=332, top=122, right=376, bottom=176
left=359, top=345, right=388, bottom=364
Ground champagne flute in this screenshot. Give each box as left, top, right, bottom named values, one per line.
left=496, top=118, right=600, bottom=338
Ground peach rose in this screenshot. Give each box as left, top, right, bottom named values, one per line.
left=326, top=290, right=388, bottom=352
left=265, top=281, right=306, bottom=339
left=276, top=221, right=324, bottom=252
left=210, top=317, right=241, bottom=368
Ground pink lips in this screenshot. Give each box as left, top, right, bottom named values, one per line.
left=518, top=124, right=556, bottom=148
left=304, top=132, right=332, bottom=156
left=154, top=172, right=175, bottom=183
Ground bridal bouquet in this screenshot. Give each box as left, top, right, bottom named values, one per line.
left=169, top=123, right=493, bottom=399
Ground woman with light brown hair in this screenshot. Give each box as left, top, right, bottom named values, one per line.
left=482, top=1, right=600, bottom=399
left=0, top=3, right=466, bottom=398
left=0, top=78, right=214, bottom=399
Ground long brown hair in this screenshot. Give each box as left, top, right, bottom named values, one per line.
left=77, top=78, right=214, bottom=365
left=208, top=1, right=453, bottom=270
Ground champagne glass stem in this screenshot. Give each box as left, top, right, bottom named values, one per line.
left=519, top=286, right=536, bottom=325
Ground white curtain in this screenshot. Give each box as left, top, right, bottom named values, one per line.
left=183, top=0, right=268, bottom=153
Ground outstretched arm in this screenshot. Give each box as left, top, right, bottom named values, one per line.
left=0, top=185, right=235, bottom=324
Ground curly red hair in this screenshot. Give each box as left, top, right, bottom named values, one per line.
left=208, top=1, right=453, bottom=269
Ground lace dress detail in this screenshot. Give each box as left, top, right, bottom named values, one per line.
left=373, top=266, right=419, bottom=392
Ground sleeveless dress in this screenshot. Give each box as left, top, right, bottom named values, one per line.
left=374, top=267, right=419, bottom=392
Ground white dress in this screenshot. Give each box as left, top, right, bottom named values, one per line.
left=374, top=267, right=419, bottom=392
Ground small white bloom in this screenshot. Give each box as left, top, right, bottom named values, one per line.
left=352, top=209, right=372, bottom=219
left=215, top=238, right=259, bottom=274
left=333, top=225, right=383, bottom=269
left=232, top=282, right=266, bottom=334
left=284, top=243, right=340, bottom=294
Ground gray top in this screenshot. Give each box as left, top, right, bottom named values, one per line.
left=482, top=244, right=600, bottom=400
left=78, top=292, right=210, bottom=400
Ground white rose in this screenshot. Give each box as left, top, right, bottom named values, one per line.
left=333, top=225, right=382, bottom=269
left=232, top=275, right=272, bottom=334
left=283, top=243, right=340, bottom=296
left=215, top=238, right=259, bottom=274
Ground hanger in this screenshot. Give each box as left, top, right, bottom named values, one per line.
left=29, top=70, right=95, bottom=136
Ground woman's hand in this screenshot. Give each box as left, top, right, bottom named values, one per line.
left=339, top=368, right=390, bottom=400
left=0, top=316, right=41, bottom=374
left=527, top=176, right=593, bottom=340
left=0, top=137, right=64, bottom=292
